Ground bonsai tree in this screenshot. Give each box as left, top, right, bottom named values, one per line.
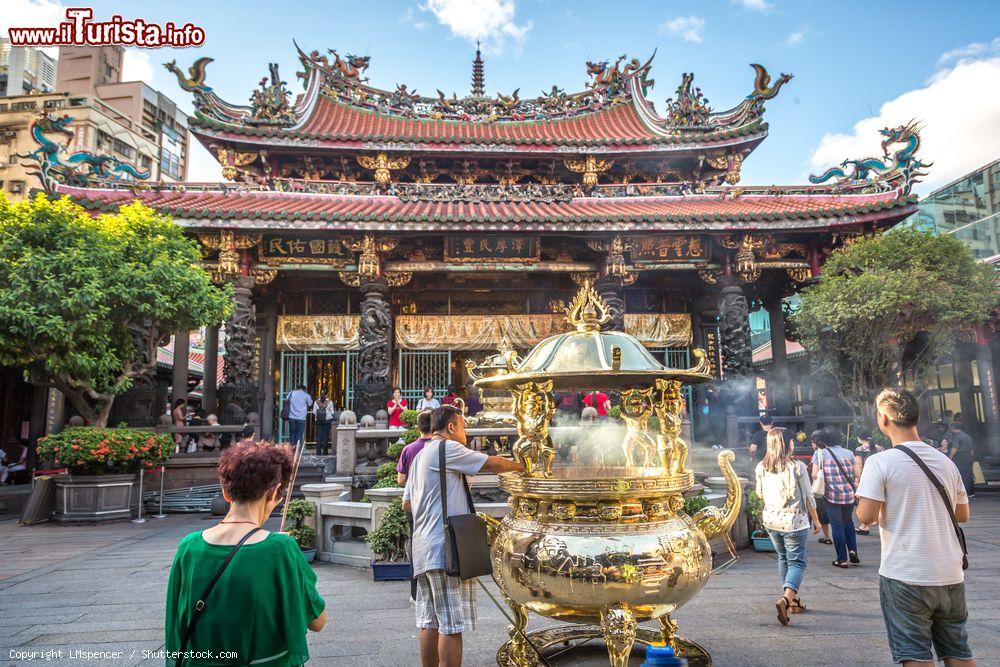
left=791, top=228, right=998, bottom=427
left=366, top=498, right=409, bottom=562
left=285, top=499, right=316, bottom=550
left=0, top=194, right=232, bottom=426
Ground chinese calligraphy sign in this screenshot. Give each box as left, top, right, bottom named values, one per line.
left=444, top=236, right=540, bottom=263
left=630, top=236, right=708, bottom=263
left=260, top=235, right=351, bottom=265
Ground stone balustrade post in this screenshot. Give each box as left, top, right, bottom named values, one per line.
left=336, top=421, right=358, bottom=475
left=300, top=483, right=345, bottom=536
left=367, top=487, right=405, bottom=534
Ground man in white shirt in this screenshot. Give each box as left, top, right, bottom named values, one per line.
left=857, top=388, right=974, bottom=667
left=402, top=405, right=523, bottom=667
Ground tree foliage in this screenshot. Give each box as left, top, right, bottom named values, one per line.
left=791, top=228, right=997, bottom=425
left=0, top=194, right=232, bottom=425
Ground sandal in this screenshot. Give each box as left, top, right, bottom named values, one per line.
left=776, top=597, right=790, bottom=625
left=789, top=598, right=806, bottom=614
left=849, top=551, right=860, bottom=564
left=832, top=560, right=850, bottom=569
left=855, top=528, right=871, bottom=535
left=818, top=537, right=833, bottom=545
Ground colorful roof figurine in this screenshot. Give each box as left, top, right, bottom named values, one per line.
left=163, top=45, right=793, bottom=154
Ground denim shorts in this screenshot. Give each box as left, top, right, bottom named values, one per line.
left=879, top=576, right=973, bottom=663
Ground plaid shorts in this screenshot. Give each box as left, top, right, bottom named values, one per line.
left=414, top=569, right=477, bottom=635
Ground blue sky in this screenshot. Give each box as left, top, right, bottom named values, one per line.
left=10, top=1, right=1000, bottom=191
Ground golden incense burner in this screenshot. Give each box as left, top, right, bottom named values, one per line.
left=472, top=281, right=741, bottom=666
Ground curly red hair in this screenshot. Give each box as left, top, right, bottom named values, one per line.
left=217, top=441, right=293, bottom=502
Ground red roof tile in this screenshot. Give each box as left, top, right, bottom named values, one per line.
left=193, top=94, right=768, bottom=150
left=59, top=185, right=917, bottom=232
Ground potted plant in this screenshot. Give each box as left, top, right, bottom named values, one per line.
left=285, top=498, right=317, bottom=562
left=745, top=490, right=775, bottom=552
left=35, top=426, right=172, bottom=523
left=367, top=497, right=412, bottom=581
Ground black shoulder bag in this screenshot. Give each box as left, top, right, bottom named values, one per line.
left=897, top=445, right=969, bottom=570
left=175, top=527, right=262, bottom=666
left=437, top=438, right=493, bottom=580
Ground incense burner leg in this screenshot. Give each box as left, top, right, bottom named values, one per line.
left=503, top=592, right=531, bottom=667
left=659, top=613, right=679, bottom=652
left=600, top=604, right=637, bottom=667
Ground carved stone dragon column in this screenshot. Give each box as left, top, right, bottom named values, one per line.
left=219, top=273, right=257, bottom=425
left=717, top=275, right=755, bottom=416
left=355, top=279, right=393, bottom=420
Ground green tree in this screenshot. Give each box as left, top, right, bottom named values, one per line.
left=791, top=228, right=998, bottom=426
left=0, top=194, right=232, bottom=426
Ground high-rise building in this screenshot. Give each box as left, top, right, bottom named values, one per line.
left=0, top=45, right=190, bottom=198
left=0, top=39, right=56, bottom=97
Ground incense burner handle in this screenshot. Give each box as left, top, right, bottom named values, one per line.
left=479, top=512, right=502, bottom=545
left=692, top=450, right=743, bottom=540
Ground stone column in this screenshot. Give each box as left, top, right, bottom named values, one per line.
left=172, top=329, right=190, bottom=405
left=765, top=296, right=792, bottom=416
left=356, top=280, right=392, bottom=420
left=259, top=305, right=278, bottom=441
left=974, top=326, right=1000, bottom=457
left=219, top=274, right=257, bottom=425
left=595, top=276, right=626, bottom=333
left=202, top=325, right=219, bottom=414
left=717, top=276, right=755, bottom=418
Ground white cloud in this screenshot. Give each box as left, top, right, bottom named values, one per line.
left=785, top=28, right=807, bottom=47
left=418, top=0, right=531, bottom=54
left=122, top=49, right=155, bottom=85
left=732, top=0, right=773, bottom=12
left=186, top=133, right=223, bottom=182
left=808, top=56, right=1000, bottom=194
left=0, top=0, right=67, bottom=57
left=400, top=7, right=428, bottom=30
left=937, top=36, right=1000, bottom=67
left=659, top=16, right=705, bottom=44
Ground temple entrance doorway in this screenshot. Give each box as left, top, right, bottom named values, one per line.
left=277, top=350, right=357, bottom=443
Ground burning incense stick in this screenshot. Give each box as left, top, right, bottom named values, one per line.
left=279, top=440, right=304, bottom=532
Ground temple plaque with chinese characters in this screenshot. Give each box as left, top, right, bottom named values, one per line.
left=630, top=235, right=708, bottom=262
left=444, top=236, right=540, bottom=263
left=260, top=235, right=350, bottom=265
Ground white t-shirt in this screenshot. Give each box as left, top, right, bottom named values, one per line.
left=402, top=438, right=488, bottom=576
left=856, top=441, right=968, bottom=586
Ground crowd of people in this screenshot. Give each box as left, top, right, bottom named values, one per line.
left=752, top=388, right=975, bottom=665
left=161, top=386, right=977, bottom=666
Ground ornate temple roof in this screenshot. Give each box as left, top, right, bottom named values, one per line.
left=168, top=48, right=792, bottom=154
left=54, top=183, right=916, bottom=233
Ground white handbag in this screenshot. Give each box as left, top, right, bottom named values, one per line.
left=810, top=449, right=826, bottom=498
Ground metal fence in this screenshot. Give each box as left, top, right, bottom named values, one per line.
left=397, top=350, right=452, bottom=405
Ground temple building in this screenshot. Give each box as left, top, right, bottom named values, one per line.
left=22, top=46, right=932, bottom=444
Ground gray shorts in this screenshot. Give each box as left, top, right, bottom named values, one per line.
left=414, top=569, right=477, bottom=635
left=879, top=575, right=973, bottom=663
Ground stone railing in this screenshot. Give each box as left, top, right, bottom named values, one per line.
left=305, top=483, right=509, bottom=567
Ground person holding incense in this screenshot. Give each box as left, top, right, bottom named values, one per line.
left=165, top=441, right=327, bottom=666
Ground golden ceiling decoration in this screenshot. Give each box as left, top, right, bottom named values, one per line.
left=356, top=152, right=411, bottom=187
left=216, top=149, right=257, bottom=181
left=564, top=155, right=614, bottom=188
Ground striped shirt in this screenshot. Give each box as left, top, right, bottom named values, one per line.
left=857, top=441, right=968, bottom=586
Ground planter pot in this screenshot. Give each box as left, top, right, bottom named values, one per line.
left=300, top=548, right=317, bottom=563
left=54, top=473, right=136, bottom=523
left=372, top=561, right=413, bottom=581
left=751, top=530, right=776, bottom=552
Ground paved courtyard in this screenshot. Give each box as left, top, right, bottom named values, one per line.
left=1, top=495, right=999, bottom=667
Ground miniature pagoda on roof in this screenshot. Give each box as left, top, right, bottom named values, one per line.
left=21, top=44, right=926, bottom=436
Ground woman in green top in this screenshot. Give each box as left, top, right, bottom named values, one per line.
left=165, top=441, right=327, bottom=665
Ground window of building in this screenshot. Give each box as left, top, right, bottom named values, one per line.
left=97, top=130, right=112, bottom=150
left=112, top=138, right=134, bottom=159
left=43, top=99, right=64, bottom=110
left=141, top=155, right=152, bottom=170
left=8, top=181, right=24, bottom=193
left=8, top=154, right=17, bottom=165
left=11, top=101, right=37, bottom=112
left=0, top=104, right=8, bottom=112
left=69, top=98, right=86, bottom=107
